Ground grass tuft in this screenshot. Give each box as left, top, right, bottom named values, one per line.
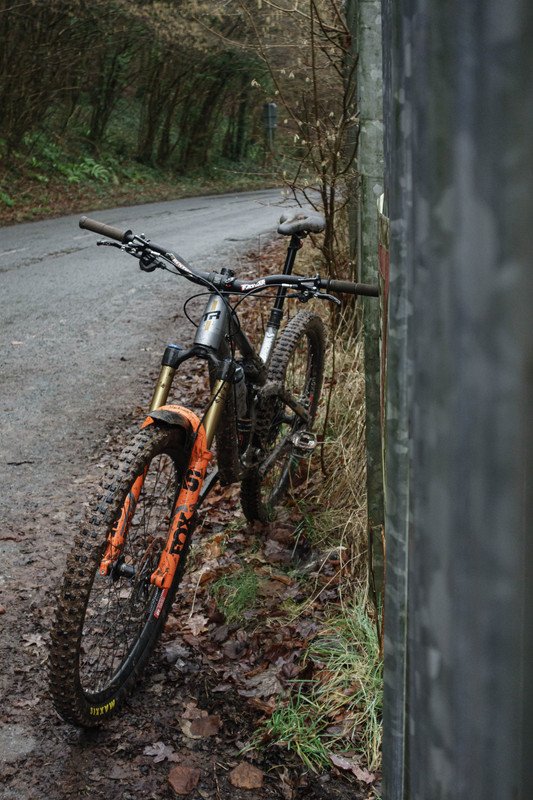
left=253, top=593, right=382, bottom=773
left=212, top=565, right=259, bottom=623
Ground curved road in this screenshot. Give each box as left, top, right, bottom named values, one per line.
left=0, top=187, right=303, bottom=785
left=0, top=188, right=284, bottom=522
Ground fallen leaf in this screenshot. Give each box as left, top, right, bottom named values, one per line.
left=168, top=765, right=202, bottom=795
left=258, top=579, right=288, bottom=599
left=212, top=682, right=233, bottom=692
left=12, top=697, right=40, bottom=708
left=182, top=633, right=201, bottom=647
left=164, top=642, right=191, bottom=664
left=184, top=614, right=209, bottom=636
left=329, top=753, right=376, bottom=783
left=245, top=696, right=277, bottom=715
left=270, top=573, right=294, bottom=586
left=198, top=568, right=218, bottom=585
left=278, top=766, right=296, bottom=799
left=109, top=763, right=133, bottom=780
left=205, top=540, right=223, bottom=558
left=223, top=639, right=247, bottom=659
left=263, top=540, right=292, bottom=565
left=143, top=741, right=178, bottom=763
left=182, top=702, right=207, bottom=720
left=240, top=666, right=284, bottom=699
left=22, top=633, right=45, bottom=649
left=180, top=715, right=221, bottom=739
left=228, top=762, right=264, bottom=789
left=211, top=624, right=230, bottom=643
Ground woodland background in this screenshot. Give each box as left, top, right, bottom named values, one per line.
left=0, top=0, right=358, bottom=273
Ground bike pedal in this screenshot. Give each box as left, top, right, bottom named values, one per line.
left=291, top=431, right=318, bottom=458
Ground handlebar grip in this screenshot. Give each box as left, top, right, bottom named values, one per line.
left=79, top=215, right=133, bottom=243
left=325, top=279, right=379, bottom=297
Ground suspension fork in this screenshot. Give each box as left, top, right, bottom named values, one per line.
left=98, top=351, right=181, bottom=577
left=98, top=355, right=231, bottom=588
left=150, top=372, right=229, bottom=591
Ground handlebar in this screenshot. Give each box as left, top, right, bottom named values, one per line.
left=79, top=215, right=133, bottom=244
left=79, top=215, right=379, bottom=299
left=322, top=278, right=379, bottom=297
left=235, top=274, right=379, bottom=297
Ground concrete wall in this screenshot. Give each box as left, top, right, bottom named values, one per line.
left=381, top=0, right=533, bottom=797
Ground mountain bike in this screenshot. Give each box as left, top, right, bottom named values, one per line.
left=48, top=210, right=379, bottom=727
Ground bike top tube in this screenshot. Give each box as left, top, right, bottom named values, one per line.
left=78, top=215, right=379, bottom=299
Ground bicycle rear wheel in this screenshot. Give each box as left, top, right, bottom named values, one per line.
left=241, top=310, right=325, bottom=522
left=49, top=424, right=189, bottom=726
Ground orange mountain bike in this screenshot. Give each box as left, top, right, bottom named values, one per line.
left=48, top=210, right=378, bottom=726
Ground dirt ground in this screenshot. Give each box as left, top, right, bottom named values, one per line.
left=0, top=240, right=379, bottom=800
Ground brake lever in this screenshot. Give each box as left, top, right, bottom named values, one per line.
left=318, top=291, right=341, bottom=306
left=97, top=239, right=143, bottom=257
left=96, top=239, right=123, bottom=249
left=295, top=276, right=342, bottom=306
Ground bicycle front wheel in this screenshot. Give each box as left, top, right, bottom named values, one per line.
left=49, top=424, right=189, bottom=726
left=241, top=310, right=325, bottom=522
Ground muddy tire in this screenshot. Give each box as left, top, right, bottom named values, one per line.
left=241, top=310, right=325, bottom=522
left=48, top=425, right=189, bottom=727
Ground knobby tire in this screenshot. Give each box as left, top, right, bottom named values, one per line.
left=241, top=310, right=325, bottom=522
left=48, top=424, right=190, bottom=727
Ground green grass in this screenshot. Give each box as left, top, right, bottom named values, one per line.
left=264, top=687, right=333, bottom=771
left=0, top=126, right=275, bottom=226
left=211, top=565, right=259, bottom=624
left=253, top=594, right=383, bottom=773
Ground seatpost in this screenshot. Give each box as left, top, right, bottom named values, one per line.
left=259, top=233, right=302, bottom=364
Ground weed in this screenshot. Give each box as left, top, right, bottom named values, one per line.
left=308, top=599, right=383, bottom=771
left=211, top=565, right=259, bottom=623
left=265, top=687, right=332, bottom=771
left=254, top=594, right=382, bottom=773
left=0, top=190, right=14, bottom=207
left=62, top=157, right=115, bottom=184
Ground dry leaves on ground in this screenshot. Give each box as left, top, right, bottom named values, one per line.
left=168, top=765, right=202, bottom=795
left=329, top=753, right=377, bottom=784
left=228, top=761, right=264, bottom=789
left=179, top=703, right=222, bottom=739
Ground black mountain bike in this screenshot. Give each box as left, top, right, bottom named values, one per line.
left=48, top=209, right=378, bottom=726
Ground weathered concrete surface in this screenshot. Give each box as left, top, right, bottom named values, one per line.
left=381, top=1, right=533, bottom=798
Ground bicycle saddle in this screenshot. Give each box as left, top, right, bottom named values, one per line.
left=277, top=209, right=326, bottom=236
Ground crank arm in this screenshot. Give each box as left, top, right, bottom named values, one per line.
left=257, top=436, right=293, bottom=478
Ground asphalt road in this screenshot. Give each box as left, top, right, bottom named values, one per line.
left=0, top=188, right=285, bottom=522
